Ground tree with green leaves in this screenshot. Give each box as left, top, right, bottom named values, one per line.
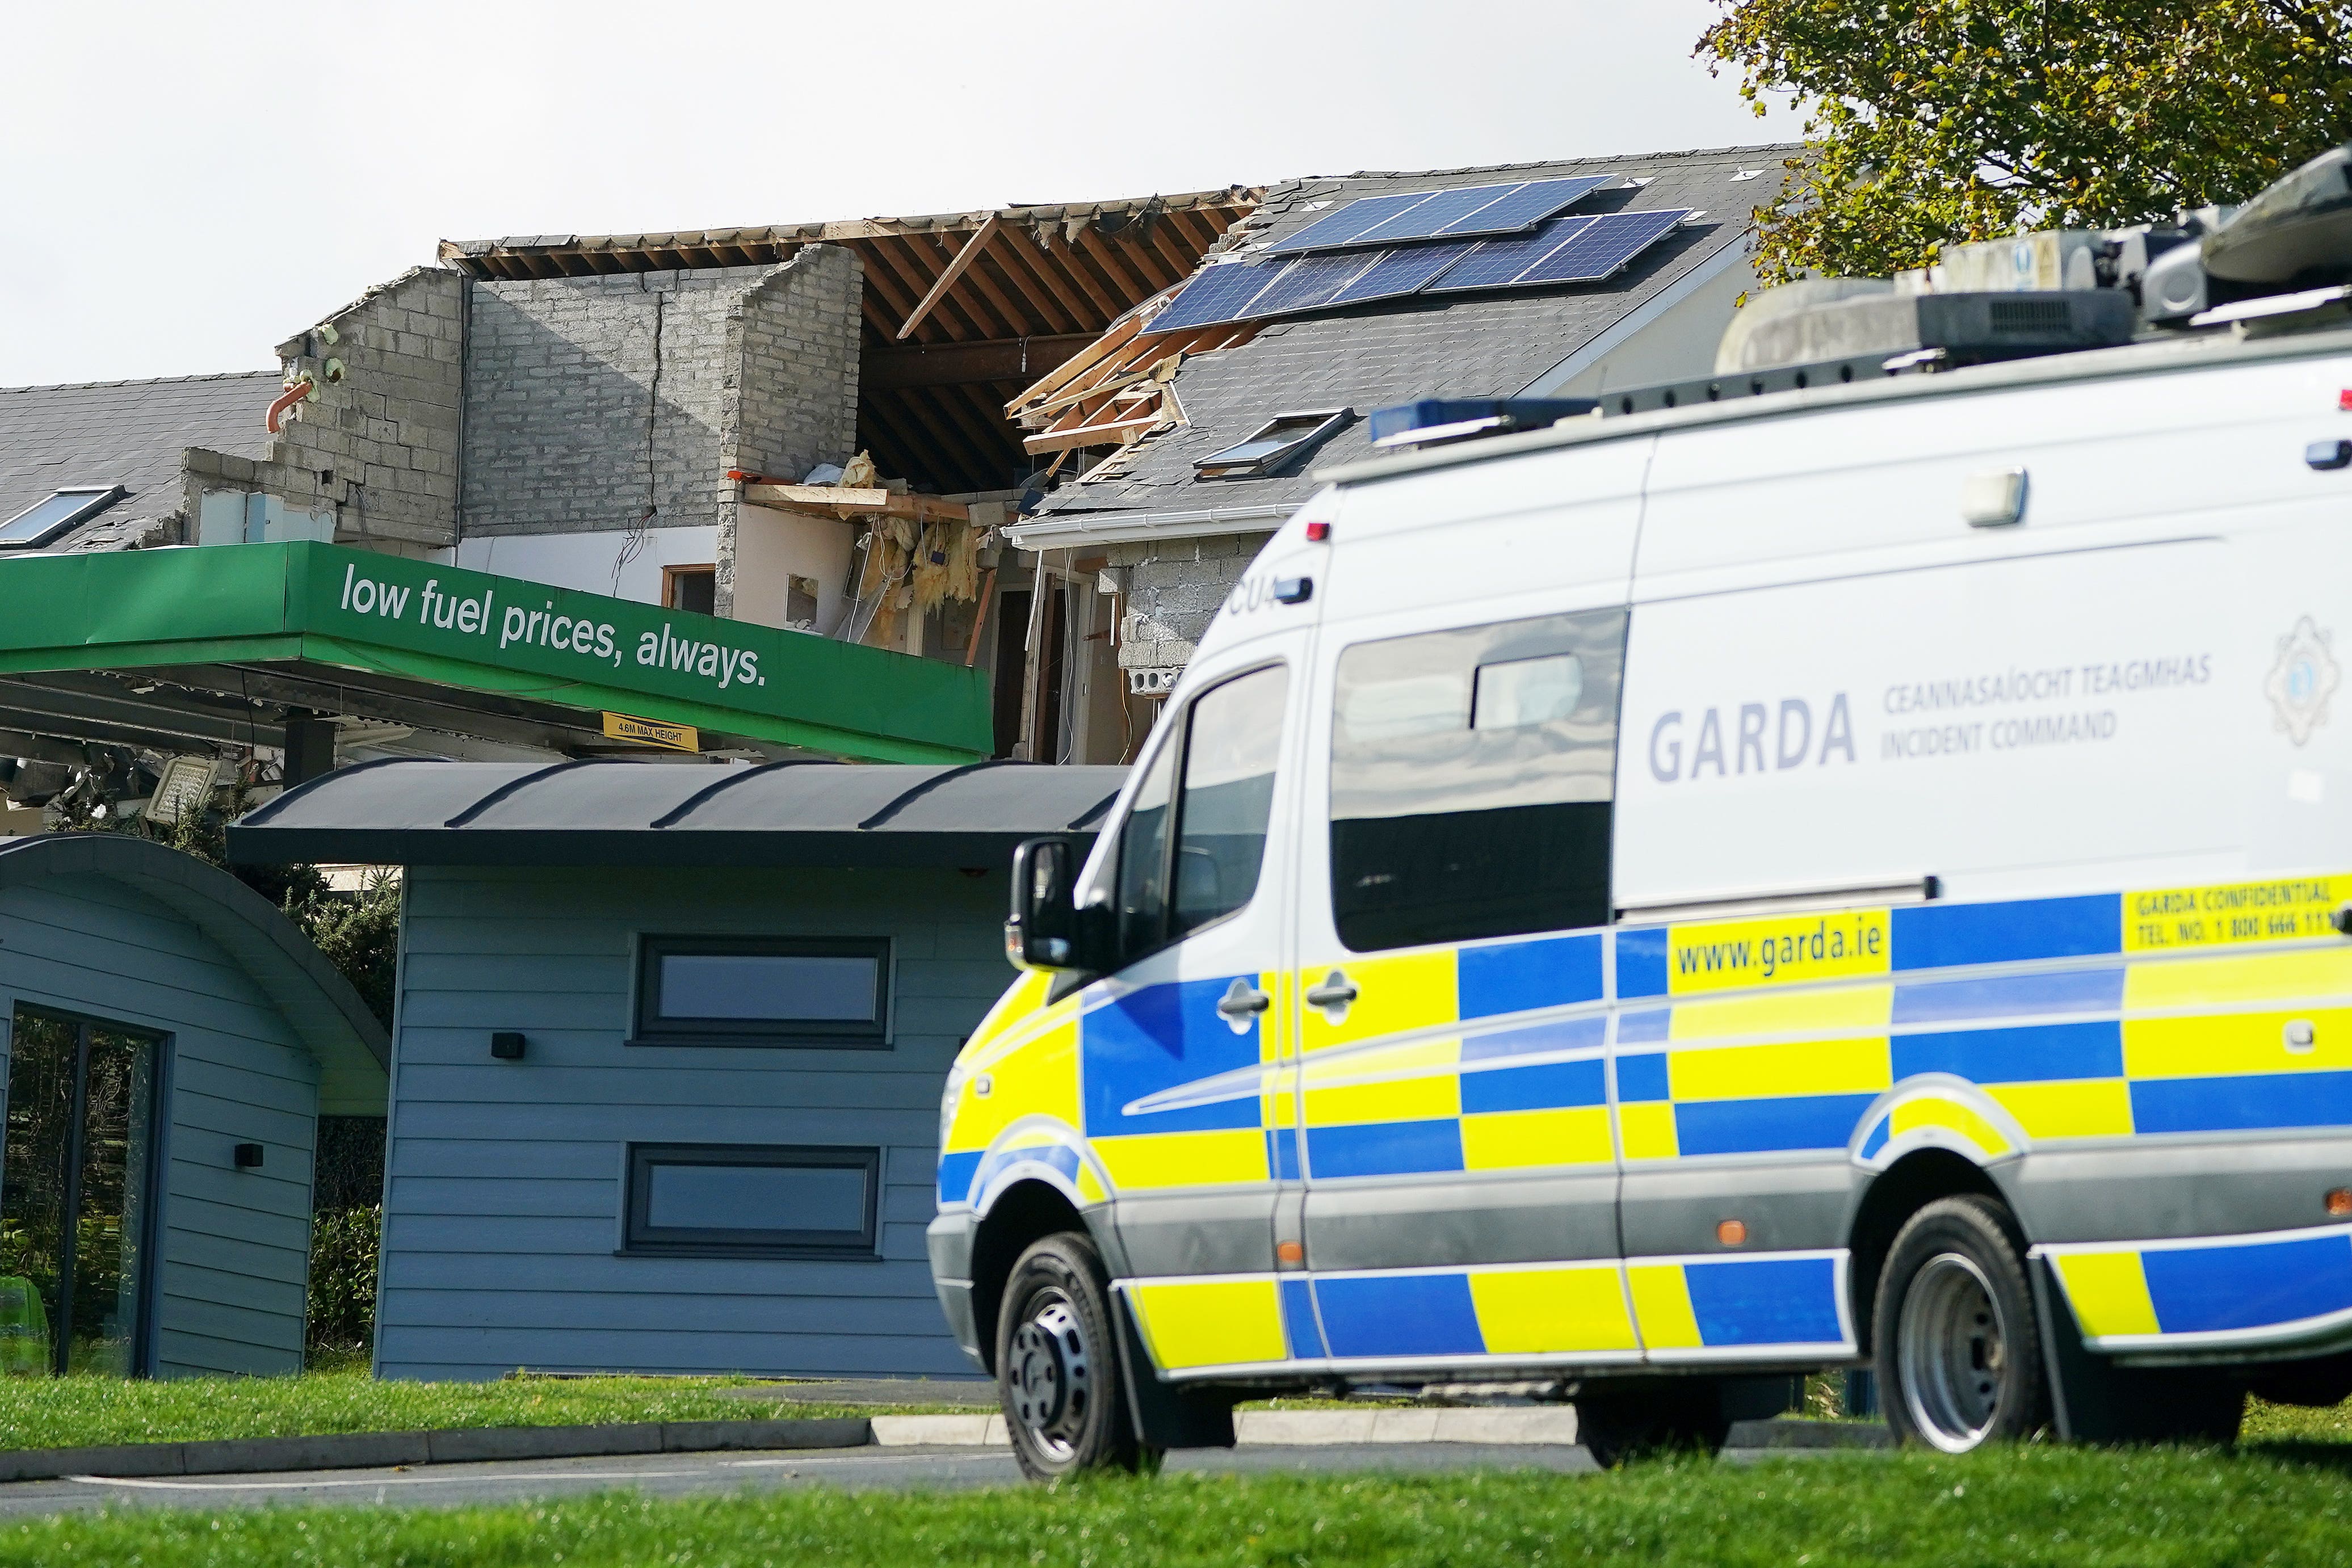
left=1699, top=1, right=2352, bottom=281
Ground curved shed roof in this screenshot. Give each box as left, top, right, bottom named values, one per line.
left=0, top=833, right=389, bottom=1071
left=228, top=759, right=1129, bottom=869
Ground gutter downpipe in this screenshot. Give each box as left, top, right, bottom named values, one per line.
left=266, top=378, right=316, bottom=435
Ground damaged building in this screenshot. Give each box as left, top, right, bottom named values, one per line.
left=1001, top=147, right=1788, bottom=721
left=0, top=191, right=1257, bottom=823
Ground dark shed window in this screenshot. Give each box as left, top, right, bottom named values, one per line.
left=624, top=1144, right=880, bottom=1257
left=634, top=937, right=888, bottom=1046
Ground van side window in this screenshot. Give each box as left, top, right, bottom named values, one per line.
left=1330, top=609, right=1626, bottom=952
left=1111, top=663, right=1290, bottom=966
left=1171, top=665, right=1290, bottom=940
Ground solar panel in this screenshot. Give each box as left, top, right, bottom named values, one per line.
left=1430, top=176, right=1614, bottom=238
left=1324, top=241, right=1476, bottom=308
left=1347, top=186, right=1518, bottom=246
left=1263, top=192, right=1441, bottom=256
left=1240, top=251, right=1377, bottom=318
left=1265, top=176, right=1614, bottom=255
left=1146, top=259, right=1287, bottom=334
left=1513, top=208, right=1692, bottom=284
left=1424, top=216, right=1597, bottom=295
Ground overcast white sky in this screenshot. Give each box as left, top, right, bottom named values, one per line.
left=0, top=1, right=1794, bottom=388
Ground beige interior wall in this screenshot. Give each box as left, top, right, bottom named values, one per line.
left=731, top=502, right=858, bottom=633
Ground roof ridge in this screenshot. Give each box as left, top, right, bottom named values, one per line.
left=1287, top=143, right=1803, bottom=185
left=0, top=368, right=280, bottom=396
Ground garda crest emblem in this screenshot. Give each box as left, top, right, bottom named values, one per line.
left=2266, top=616, right=2341, bottom=746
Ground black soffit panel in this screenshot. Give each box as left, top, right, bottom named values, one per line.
left=1148, top=208, right=1696, bottom=335
left=1263, top=175, right=1615, bottom=256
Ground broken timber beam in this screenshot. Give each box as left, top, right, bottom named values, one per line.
left=742, top=484, right=972, bottom=524
left=1021, top=410, right=1167, bottom=455
left=896, top=215, right=1002, bottom=340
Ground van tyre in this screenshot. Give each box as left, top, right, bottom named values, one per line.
left=1876, top=1195, right=2048, bottom=1452
left=996, top=1232, right=1153, bottom=1480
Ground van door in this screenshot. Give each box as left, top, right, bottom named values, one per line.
left=1079, top=633, right=1313, bottom=1379
left=1285, top=607, right=1636, bottom=1372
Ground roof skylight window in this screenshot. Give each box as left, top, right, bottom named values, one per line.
left=1195, top=410, right=1351, bottom=478
left=0, top=486, right=125, bottom=549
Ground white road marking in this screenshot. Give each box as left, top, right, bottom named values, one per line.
left=64, top=1448, right=991, bottom=1493
left=66, top=1470, right=668, bottom=1493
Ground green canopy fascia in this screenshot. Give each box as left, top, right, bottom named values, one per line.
left=0, top=543, right=991, bottom=763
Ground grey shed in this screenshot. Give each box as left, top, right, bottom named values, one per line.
left=230, top=759, right=1122, bottom=1381
left=0, top=833, right=388, bottom=1378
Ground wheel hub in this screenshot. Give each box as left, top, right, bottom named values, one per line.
left=1007, top=1294, right=1091, bottom=1461
left=1899, top=1251, right=2007, bottom=1452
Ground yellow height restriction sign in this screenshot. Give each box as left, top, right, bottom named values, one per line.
left=602, top=712, right=699, bottom=752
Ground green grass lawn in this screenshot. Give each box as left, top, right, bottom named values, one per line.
left=0, top=1371, right=967, bottom=1451
left=9, top=1439, right=2352, bottom=1566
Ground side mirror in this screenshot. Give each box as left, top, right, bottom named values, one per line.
left=1006, top=838, right=1101, bottom=973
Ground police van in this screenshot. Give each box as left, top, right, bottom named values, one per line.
left=931, top=146, right=2352, bottom=1476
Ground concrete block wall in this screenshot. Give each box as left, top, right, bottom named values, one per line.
left=1103, top=531, right=1274, bottom=672
left=240, top=268, right=468, bottom=550
left=459, top=266, right=754, bottom=539
left=461, top=247, right=862, bottom=622
left=715, top=246, right=863, bottom=618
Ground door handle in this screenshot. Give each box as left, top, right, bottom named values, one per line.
left=1217, top=977, right=1271, bottom=1025
left=1304, top=970, right=1359, bottom=1019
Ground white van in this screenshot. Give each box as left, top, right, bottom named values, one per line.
left=935, top=296, right=2352, bottom=1475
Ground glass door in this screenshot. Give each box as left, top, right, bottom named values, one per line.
left=1, top=1007, right=163, bottom=1377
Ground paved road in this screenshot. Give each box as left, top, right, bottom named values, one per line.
left=0, top=1443, right=1602, bottom=1517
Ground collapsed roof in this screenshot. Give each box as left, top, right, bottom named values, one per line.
left=438, top=191, right=1262, bottom=494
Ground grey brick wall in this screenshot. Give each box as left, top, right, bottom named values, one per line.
left=1102, top=531, right=1274, bottom=672
left=460, top=247, right=862, bottom=619
left=187, top=268, right=465, bottom=549
left=715, top=246, right=862, bottom=617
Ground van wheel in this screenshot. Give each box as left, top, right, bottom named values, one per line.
left=1875, top=1195, right=2047, bottom=1452
left=1575, top=1379, right=1732, bottom=1466
left=996, top=1232, right=1152, bottom=1480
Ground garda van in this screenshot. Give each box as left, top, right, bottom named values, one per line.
left=933, top=146, right=2352, bottom=1475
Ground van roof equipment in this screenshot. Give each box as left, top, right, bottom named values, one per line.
left=1367, top=397, right=1597, bottom=451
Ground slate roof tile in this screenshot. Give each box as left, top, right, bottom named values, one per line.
left=0, top=371, right=279, bottom=551
left=1037, top=145, right=1794, bottom=522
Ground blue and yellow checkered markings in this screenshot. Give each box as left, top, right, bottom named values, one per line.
left=1458, top=932, right=1605, bottom=1021
left=1127, top=1278, right=1290, bottom=1371
left=970, top=1141, right=1081, bottom=1196
left=1297, top=1015, right=1612, bottom=1179
left=1890, top=966, right=2124, bottom=1025
left=1854, top=1090, right=2019, bottom=1165
left=1081, top=973, right=1266, bottom=1138
left=1316, top=1272, right=1486, bottom=1358
left=1627, top=1256, right=1848, bottom=1351
left=2053, top=1230, right=2352, bottom=1343
left=1890, top=1019, right=2124, bottom=1082
left=1130, top=1257, right=1858, bottom=1373
left=938, top=972, right=1081, bottom=1207
left=936, top=1149, right=983, bottom=1207
left=2114, top=949, right=2352, bottom=1135
left=1293, top=932, right=1604, bottom=1059
left=1071, top=970, right=1290, bottom=1195
left=1890, top=894, right=2123, bottom=971
left=1613, top=991, right=1893, bottom=1159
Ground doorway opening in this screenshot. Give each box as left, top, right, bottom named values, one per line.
left=1, top=1006, right=166, bottom=1377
